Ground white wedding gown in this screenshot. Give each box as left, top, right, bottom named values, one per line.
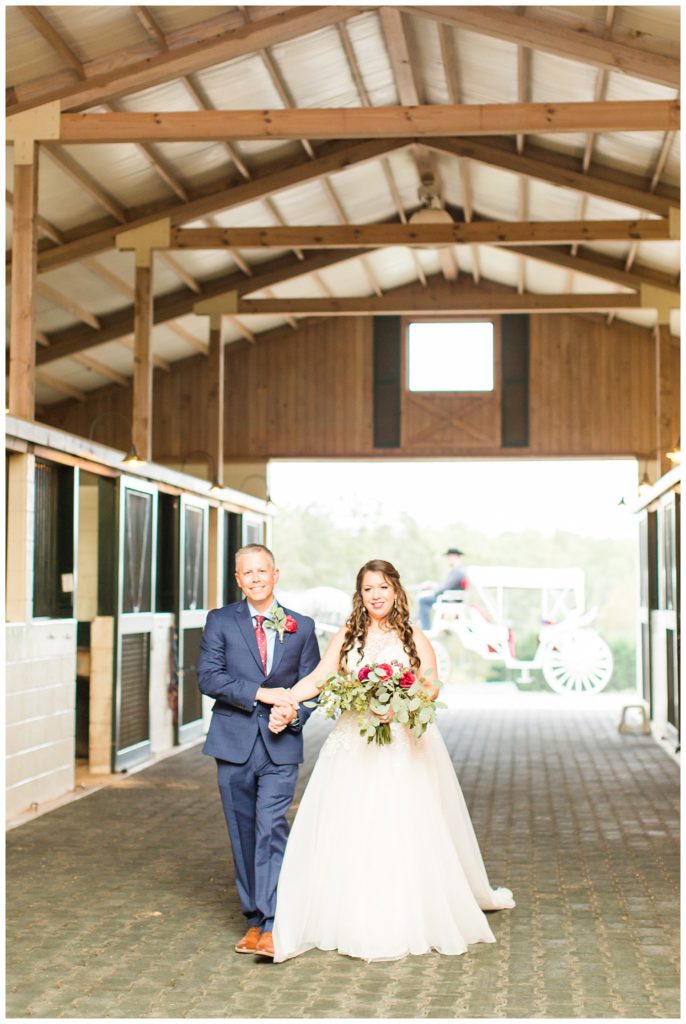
left=272, top=632, right=514, bottom=962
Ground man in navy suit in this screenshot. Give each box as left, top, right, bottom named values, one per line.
left=197, top=544, right=320, bottom=959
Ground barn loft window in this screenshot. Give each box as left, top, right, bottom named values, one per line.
left=408, top=320, right=495, bottom=392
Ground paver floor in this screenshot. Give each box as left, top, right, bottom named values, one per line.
left=6, top=699, right=680, bottom=1019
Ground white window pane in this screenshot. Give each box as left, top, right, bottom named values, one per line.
left=408, top=321, right=494, bottom=392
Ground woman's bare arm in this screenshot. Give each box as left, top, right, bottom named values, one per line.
left=413, top=626, right=441, bottom=700
left=288, top=627, right=348, bottom=704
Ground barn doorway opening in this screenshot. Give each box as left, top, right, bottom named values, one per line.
left=268, top=458, right=638, bottom=704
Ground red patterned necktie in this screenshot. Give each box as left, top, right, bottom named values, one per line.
left=254, top=614, right=268, bottom=674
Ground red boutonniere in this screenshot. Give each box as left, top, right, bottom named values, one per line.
left=264, top=608, right=298, bottom=643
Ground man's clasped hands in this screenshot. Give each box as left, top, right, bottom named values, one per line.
left=262, top=688, right=301, bottom=734
left=262, top=686, right=394, bottom=733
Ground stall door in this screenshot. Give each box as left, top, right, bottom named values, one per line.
left=177, top=495, right=209, bottom=744
left=114, top=477, right=157, bottom=771
left=637, top=509, right=657, bottom=710
left=658, top=492, right=680, bottom=739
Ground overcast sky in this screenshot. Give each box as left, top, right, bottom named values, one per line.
left=269, top=459, right=639, bottom=540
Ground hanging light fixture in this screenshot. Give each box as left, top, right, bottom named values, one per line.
left=88, top=411, right=144, bottom=465
left=122, top=443, right=143, bottom=465
left=666, top=441, right=681, bottom=465
left=408, top=175, right=454, bottom=226
left=179, top=449, right=224, bottom=493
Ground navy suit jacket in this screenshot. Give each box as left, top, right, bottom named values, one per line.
left=197, top=599, right=321, bottom=765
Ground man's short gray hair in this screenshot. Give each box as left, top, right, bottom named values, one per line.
left=235, top=543, right=275, bottom=568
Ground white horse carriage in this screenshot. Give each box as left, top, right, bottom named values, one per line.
left=423, top=566, right=614, bottom=695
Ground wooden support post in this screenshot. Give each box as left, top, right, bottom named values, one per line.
left=7, top=102, right=61, bottom=420
left=207, top=314, right=226, bottom=488
left=655, top=323, right=678, bottom=478
left=133, top=263, right=154, bottom=462
left=8, top=154, right=38, bottom=420
left=194, top=294, right=237, bottom=489
left=116, top=219, right=170, bottom=462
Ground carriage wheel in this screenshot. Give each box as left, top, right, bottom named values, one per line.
left=431, top=639, right=452, bottom=684
left=542, top=630, right=613, bottom=695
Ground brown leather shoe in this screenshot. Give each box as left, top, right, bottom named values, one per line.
left=235, top=926, right=261, bottom=954
left=255, top=930, right=275, bottom=959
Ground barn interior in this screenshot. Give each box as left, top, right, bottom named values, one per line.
left=5, top=4, right=680, bottom=817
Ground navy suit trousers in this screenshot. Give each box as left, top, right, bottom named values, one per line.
left=216, top=732, right=298, bottom=932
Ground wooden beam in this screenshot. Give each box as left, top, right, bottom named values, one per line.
left=8, top=7, right=368, bottom=115
left=132, top=263, right=154, bottom=461
left=166, top=321, right=209, bottom=355
left=7, top=189, right=64, bottom=244
left=36, top=247, right=370, bottom=365
left=56, top=101, right=679, bottom=142
left=231, top=291, right=642, bottom=316
left=41, top=143, right=127, bottom=223
left=403, top=6, right=680, bottom=88
left=17, top=6, right=86, bottom=79
left=71, top=352, right=128, bottom=386
left=35, top=280, right=101, bottom=329
left=118, top=335, right=169, bottom=372
left=509, top=244, right=680, bottom=294
left=8, top=154, right=38, bottom=419
left=34, top=138, right=399, bottom=272
left=36, top=369, right=87, bottom=401
left=168, top=220, right=672, bottom=249
left=655, top=324, right=677, bottom=476
left=207, top=319, right=225, bottom=485
left=427, top=136, right=679, bottom=218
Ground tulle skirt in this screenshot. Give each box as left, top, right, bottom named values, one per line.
left=273, top=712, right=514, bottom=962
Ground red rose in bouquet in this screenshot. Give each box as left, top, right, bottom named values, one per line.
left=357, top=666, right=371, bottom=681
left=375, top=663, right=394, bottom=679
left=399, top=670, right=416, bottom=689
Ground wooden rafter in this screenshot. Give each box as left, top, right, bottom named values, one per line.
left=36, top=369, right=86, bottom=401
left=509, top=245, right=679, bottom=295
left=379, top=8, right=458, bottom=282
left=17, top=6, right=86, bottom=80
left=338, top=18, right=427, bottom=287
left=71, top=352, right=128, bottom=387
left=41, top=143, right=127, bottom=223
left=166, top=321, right=209, bottom=355
left=402, top=6, right=680, bottom=87
left=167, top=220, right=674, bottom=249
left=35, top=280, right=100, bottom=329
left=227, top=291, right=643, bottom=316
left=32, top=139, right=399, bottom=273
left=427, top=137, right=678, bottom=218
left=34, top=227, right=677, bottom=370
left=8, top=6, right=369, bottom=115
left=36, top=248, right=370, bottom=365
left=117, top=335, right=169, bottom=372
left=53, top=102, right=679, bottom=142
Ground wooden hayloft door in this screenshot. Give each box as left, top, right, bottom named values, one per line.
left=176, top=495, right=209, bottom=744
left=114, top=477, right=157, bottom=771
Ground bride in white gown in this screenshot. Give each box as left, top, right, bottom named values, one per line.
left=269, top=559, right=514, bottom=963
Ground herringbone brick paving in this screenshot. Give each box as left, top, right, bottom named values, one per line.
left=6, top=703, right=680, bottom=1018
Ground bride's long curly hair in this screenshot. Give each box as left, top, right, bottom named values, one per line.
left=338, top=559, right=420, bottom=673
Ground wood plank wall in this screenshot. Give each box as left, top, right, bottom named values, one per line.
left=41, top=313, right=678, bottom=462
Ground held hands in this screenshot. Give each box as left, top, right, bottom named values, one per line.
left=268, top=702, right=298, bottom=733
left=373, top=707, right=395, bottom=725
left=254, top=685, right=299, bottom=733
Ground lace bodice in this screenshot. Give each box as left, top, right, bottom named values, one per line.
left=322, top=629, right=417, bottom=759
left=346, top=629, right=409, bottom=670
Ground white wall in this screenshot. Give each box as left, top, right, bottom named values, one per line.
left=6, top=620, right=77, bottom=818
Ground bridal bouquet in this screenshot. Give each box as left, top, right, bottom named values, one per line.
left=306, top=660, right=446, bottom=745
